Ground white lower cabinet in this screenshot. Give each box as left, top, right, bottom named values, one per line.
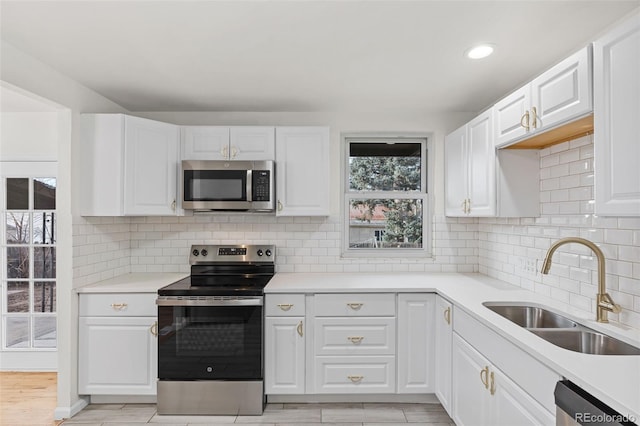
left=264, top=316, right=306, bottom=394
left=434, top=296, right=452, bottom=413
left=397, top=294, right=434, bottom=394
left=265, top=294, right=306, bottom=394
left=452, top=334, right=554, bottom=426
left=78, top=293, right=158, bottom=395
left=452, top=309, right=558, bottom=426
left=314, top=356, right=396, bottom=393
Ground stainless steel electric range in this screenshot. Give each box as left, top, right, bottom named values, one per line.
left=156, top=244, right=275, bottom=415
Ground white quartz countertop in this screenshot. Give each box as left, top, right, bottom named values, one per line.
left=75, top=273, right=188, bottom=293
left=266, top=272, right=640, bottom=420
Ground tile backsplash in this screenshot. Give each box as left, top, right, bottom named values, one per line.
left=72, top=134, right=640, bottom=329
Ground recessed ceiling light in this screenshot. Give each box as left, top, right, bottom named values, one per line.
left=465, top=44, right=495, bottom=59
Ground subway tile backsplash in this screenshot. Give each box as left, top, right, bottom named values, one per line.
left=72, top=134, right=640, bottom=329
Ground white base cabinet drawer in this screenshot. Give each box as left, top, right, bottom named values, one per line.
left=79, top=293, right=157, bottom=317
left=314, top=318, right=396, bottom=356
left=265, top=294, right=306, bottom=317
left=314, top=293, right=396, bottom=317
left=314, top=356, right=396, bottom=393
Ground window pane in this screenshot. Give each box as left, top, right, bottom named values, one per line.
left=349, top=199, right=423, bottom=249
left=7, top=281, right=30, bottom=313
left=7, top=247, right=29, bottom=278
left=6, top=212, right=30, bottom=244
left=6, top=178, right=29, bottom=209
left=33, top=316, right=56, bottom=348
left=33, top=212, right=56, bottom=244
left=5, top=317, right=29, bottom=348
left=34, top=282, right=56, bottom=313
left=34, top=178, right=56, bottom=210
left=34, top=247, right=56, bottom=278
left=349, top=143, right=421, bottom=191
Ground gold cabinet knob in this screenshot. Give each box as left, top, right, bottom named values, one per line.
left=110, top=303, right=128, bottom=311
left=348, top=375, right=363, bottom=383
left=347, top=303, right=363, bottom=310
left=277, top=304, right=294, bottom=311
left=347, top=336, right=364, bottom=344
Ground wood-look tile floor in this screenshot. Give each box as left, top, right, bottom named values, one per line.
left=63, top=402, right=455, bottom=425
left=0, top=372, right=455, bottom=425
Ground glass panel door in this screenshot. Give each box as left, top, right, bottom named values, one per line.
left=2, top=177, right=57, bottom=350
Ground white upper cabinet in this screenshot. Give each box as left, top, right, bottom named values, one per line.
left=445, top=110, right=497, bottom=217
left=594, top=12, right=640, bottom=216
left=275, top=127, right=330, bottom=216
left=182, top=126, right=274, bottom=160
left=81, top=114, right=180, bottom=216
left=445, top=109, right=539, bottom=217
left=494, top=46, right=592, bottom=148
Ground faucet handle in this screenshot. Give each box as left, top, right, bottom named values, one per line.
left=598, top=292, right=622, bottom=318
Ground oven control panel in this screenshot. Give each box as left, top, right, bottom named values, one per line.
left=190, top=244, right=275, bottom=264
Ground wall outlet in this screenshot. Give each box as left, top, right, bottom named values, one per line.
left=523, top=258, right=537, bottom=275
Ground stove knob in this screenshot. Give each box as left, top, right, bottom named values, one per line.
left=192, top=249, right=200, bottom=256
left=257, top=249, right=263, bottom=257
left=201, top=249, right=208, bottom=257
left=265, top=249, right=272, bottom=257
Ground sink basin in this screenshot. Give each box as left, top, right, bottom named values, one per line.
left=483, top=302, right=640, bottom=355
left=530, top=329, right=640, bottom=356
left=483, top=303, right=578, bottom=328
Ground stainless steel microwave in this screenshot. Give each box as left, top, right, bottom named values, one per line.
left=181, top=160, right=275, bottom=212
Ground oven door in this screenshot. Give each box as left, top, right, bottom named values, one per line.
left=157, top=296, right=263, bottom=380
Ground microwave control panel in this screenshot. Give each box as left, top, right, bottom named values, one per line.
left=252, top=170, right=271, bottom=201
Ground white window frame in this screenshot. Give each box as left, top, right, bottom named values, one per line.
left=341, top=133, right=433, bottom=258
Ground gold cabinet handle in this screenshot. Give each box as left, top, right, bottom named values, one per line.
left=277, top=200, right=283, bottom=211
left=150, top=321, right=158, bottom=337
left=277, top=304, right=294, bottom=311
left=347, top=336, right=364, bottom=344
left=520, top=110, right=530, bottom=131
left=171, top=199, right=176, bottom=210
left=461, top=200, right=467, bottom=214
left=110, top=303, right=128, bottom=311
left=297, top=320, right=303, bottom=337
left=231, top=146, right=239, bottom=159
left=466, top=199, right=471, bottom=214
left=444, top=306, right=451, bottom=325
left=531, top=106, right=538, bottom=129
left=489, top=371, right=496, bottom=395
left=221, top=145, right=229, bottom=159
left=347, top=303, right=363, bottom=310
left=480, top=366, right=489, bottom=389
left=348, top=375, right=363, bottom=383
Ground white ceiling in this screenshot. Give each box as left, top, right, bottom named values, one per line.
left=1, top=1, right=638, bottom=113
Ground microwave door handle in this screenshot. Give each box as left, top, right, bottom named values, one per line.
left=246, top=169, right=252, bottom=202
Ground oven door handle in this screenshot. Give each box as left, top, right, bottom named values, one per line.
left=156, top=297, right=263, bottom=307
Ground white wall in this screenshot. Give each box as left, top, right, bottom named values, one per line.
left=0, top=112, right=59, bottom=161
left=1, top=40, right=127, bottom=419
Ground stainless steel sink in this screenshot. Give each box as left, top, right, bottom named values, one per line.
left=530, top=329, right=640, bottom=356
left=483, top=302, right=640, bottom=356
left=483, top=303, right=578, bottom=328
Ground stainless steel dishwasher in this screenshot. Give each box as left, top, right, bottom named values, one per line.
left=555, top=380, right=637, bottom=425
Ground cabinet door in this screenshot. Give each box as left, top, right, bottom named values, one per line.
left=397, top=294, right=434, bottom=394
left=265, top=317, right=305, bottom=394
left=124, top=116, right=179, bottom=215
left=229, top=126, right=275, bottom=160
left=275, top=127, right=330, bottom=216
left=467, top=110, right=496, bottom=216
left=78, top=316, right=157, bottom=395
left=594, top=13, right=640, bottom=216
left=444, top=124, right=468, bottom=217
left=491, top=367, right=555, bottom=426
left=434, top=296, right=452, bottom=413
left=493, top=85, right=530, bottom=148
left=182, top=126, right=230, bottom=160
left=531, top=47, right=592, bottom=132
left=452, top=334, right=491, bottom=426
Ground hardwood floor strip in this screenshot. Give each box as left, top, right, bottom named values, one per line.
left=0, top=372, right=61, bottom=426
